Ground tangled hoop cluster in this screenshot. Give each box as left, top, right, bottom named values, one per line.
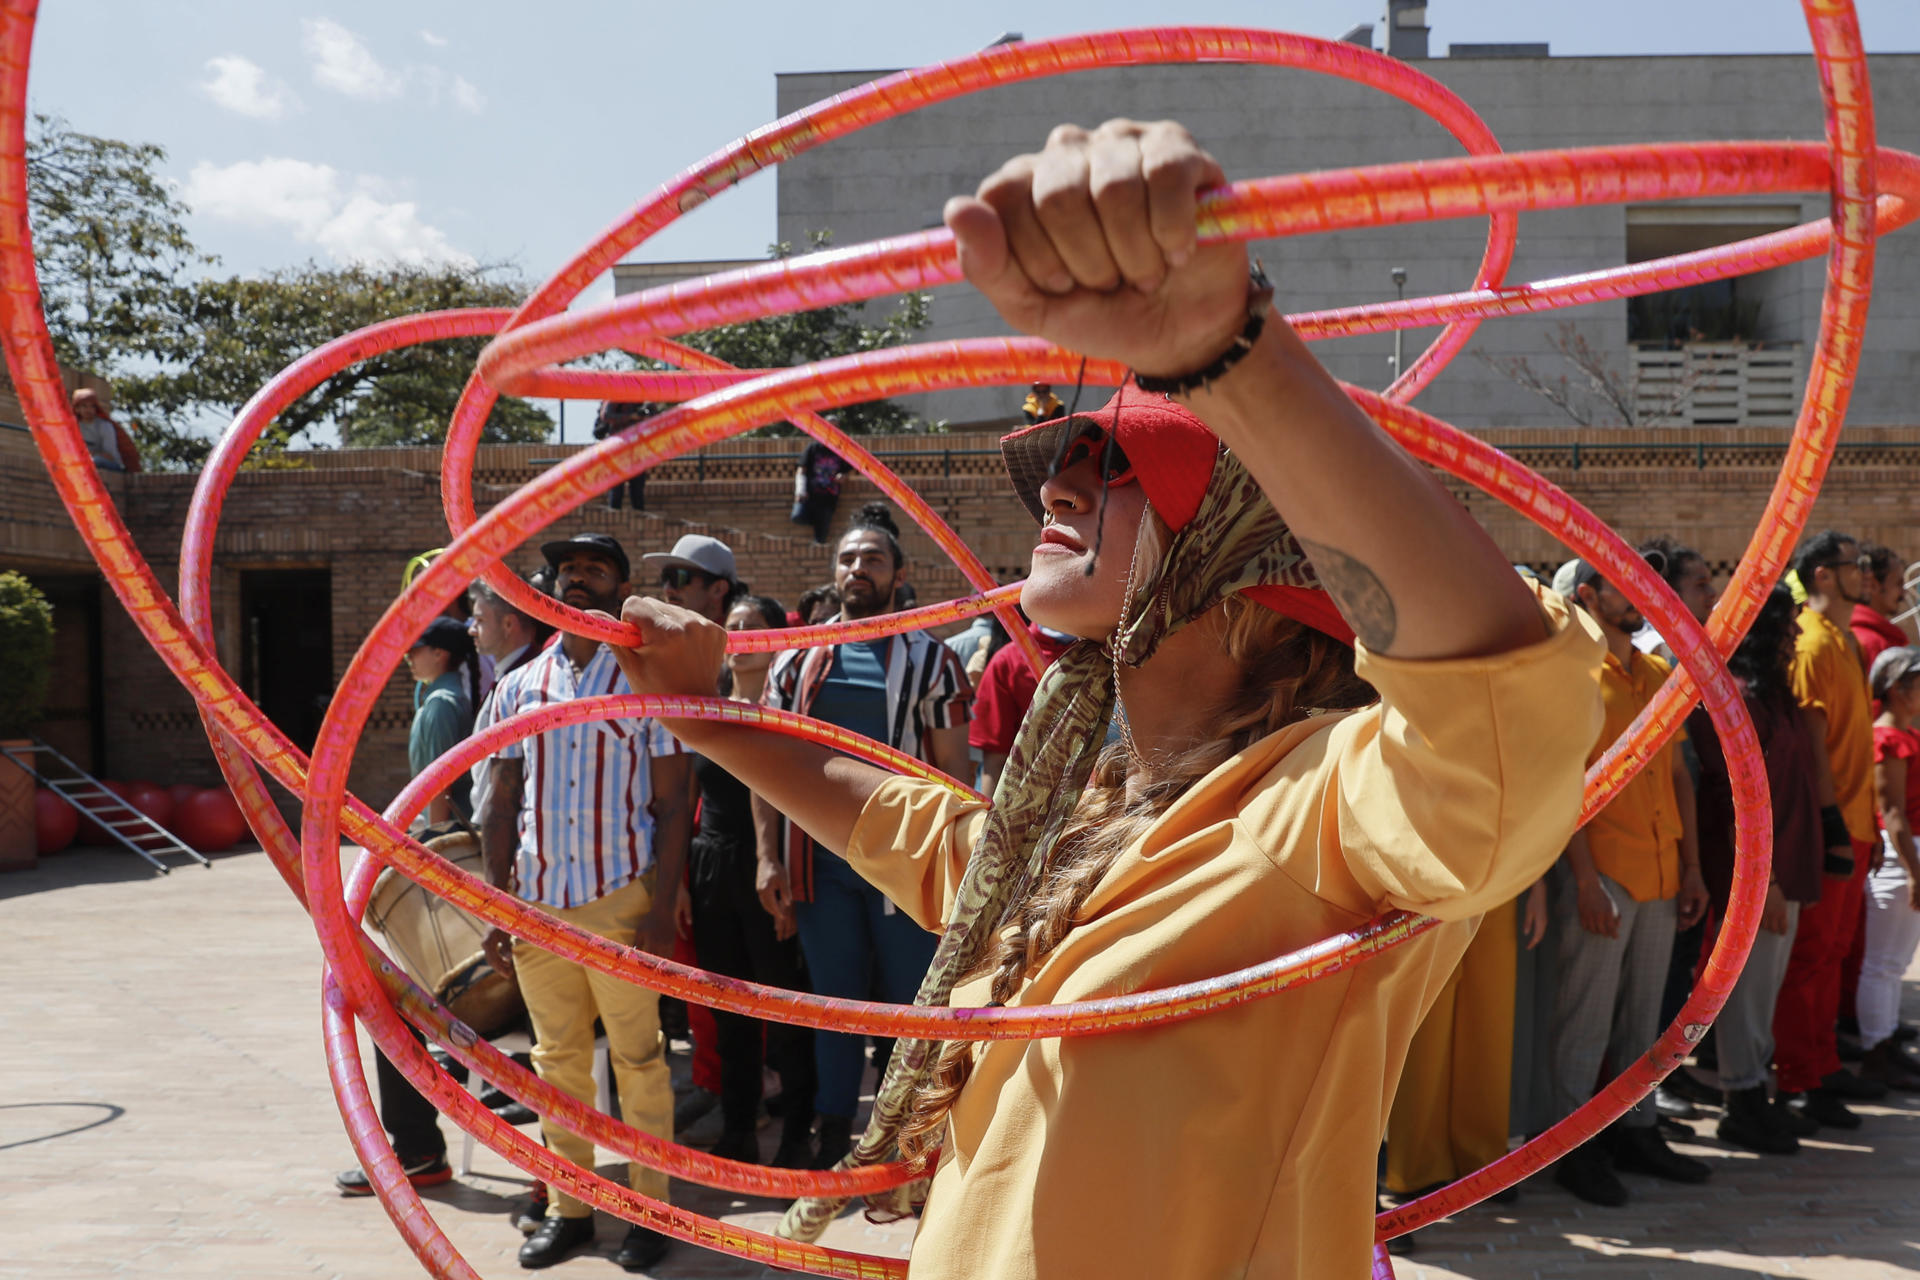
left=6, top=1, right=1913, bottom=1275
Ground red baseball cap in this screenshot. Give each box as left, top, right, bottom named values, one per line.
left=1000, top=385, right=1355, bottom=647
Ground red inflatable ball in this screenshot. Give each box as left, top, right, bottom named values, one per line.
left=164, top=782, right=202, bottom=824
left=35, top=788, right=78, bottom=855
left=123, top=781, right=174, bottom=831
left=175, top=786, right=248, bottom=853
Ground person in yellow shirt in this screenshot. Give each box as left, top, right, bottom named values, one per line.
left=1773, top=529, right=1889, bottom=1127
left=1545, top=558, right=1710, bottom=1207
left=1020, top=380, right=1064, bottom=425
left=611, top=119, right=1605, bottom=1279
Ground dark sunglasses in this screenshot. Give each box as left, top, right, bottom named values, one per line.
left=658, top=566, right=714, bottom=589
left=1049, top=420, right=1137, bottom=489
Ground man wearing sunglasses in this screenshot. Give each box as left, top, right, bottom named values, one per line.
left=645, top=534, right=742, bottom=625
left=640, top=534, right=743, bottom=1135
left=1774, top=529, right=1887, bottom=1131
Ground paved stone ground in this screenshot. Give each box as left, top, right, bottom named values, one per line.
left=3, top=844, right=1918, bottom=1279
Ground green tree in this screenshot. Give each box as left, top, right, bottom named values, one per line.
left=123, top=262, right=555, bottom=468
left=24, top=113, right=212, bottom=374
left=632, top=231, right=934, bottom=437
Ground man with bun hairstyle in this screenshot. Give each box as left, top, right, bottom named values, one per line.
left=752, top=500, right=972, bottom=1169
left=604, top=119, right=1604, bottom=1279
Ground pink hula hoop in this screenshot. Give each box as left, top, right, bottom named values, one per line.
left=0, top=0, right=1897, bottom=1272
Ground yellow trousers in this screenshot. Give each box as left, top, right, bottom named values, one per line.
left=516, top=875, right=673, bottom=1217
left=1384, top=897, right=1518, bottom=1194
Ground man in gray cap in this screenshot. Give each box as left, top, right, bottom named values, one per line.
left=638, top=533, right=743, bottom=1134
left=643, top=534, right=742, bottom=626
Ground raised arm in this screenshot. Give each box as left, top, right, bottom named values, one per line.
left=943, top=118, right=1542, bottom=661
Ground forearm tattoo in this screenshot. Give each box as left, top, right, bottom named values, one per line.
left=1298, top=539, right=1397, bottom=651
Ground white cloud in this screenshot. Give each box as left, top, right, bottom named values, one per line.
left=315, top=194, right=470, bottom=267
left=450, top=75, right=485, bottom=114
left=200, top=55, right=296, bottom=119
left=182, top=157, right=474, bottom=268
left=302, top=18, right=402, bottom=100
left=418, top=28, right=448, bottom=47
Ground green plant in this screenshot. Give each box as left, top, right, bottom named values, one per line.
left=0, top=571, right=55, bottom=737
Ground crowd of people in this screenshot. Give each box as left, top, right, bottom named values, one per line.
left=1384, top=530, right=1920, bottom=1230
left=349, top=500, right=1050, bottom=1272
left=354, top=495, right=1920, bottom=1270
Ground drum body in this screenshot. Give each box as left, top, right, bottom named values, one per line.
left=366, top=829, right=524, bottom=1036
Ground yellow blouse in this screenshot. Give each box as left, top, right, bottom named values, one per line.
left=842, top=589, right=1605, bottom=1279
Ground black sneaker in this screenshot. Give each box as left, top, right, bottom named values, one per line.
left=512, top=1185, right=549, bottom=1235
left=1820, top=1068, right=1887, bottom=1101
left=1654, top=1085, right=1700, bottom=1120
left=1789, top=1088, right=1862, bottom=1130
left=1717, top=1085, right=1797, bottom=1155
left=334, top=1153, right=452, bottom=1196
left=1607, top=1124, right=1711, bottom=1183
left=613, top=1224, right=671, bottom=1273
left=1553, top=1144, right=1627, bottom=1207
left=1772, top=1092, right=1820, bottom=1137
left=1663, top=1067, right=1724, bottom=1109
left=519, top=1215, right=594, bottom=1270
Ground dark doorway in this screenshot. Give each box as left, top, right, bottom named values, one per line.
left=25, top=573, right=104, bottom=770
left=239, top=569, right=333, bottom=754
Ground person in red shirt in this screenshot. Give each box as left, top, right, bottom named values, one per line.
left=1852, top=544, right=1914, bottom=672
left=968, top=621, right=1076, bottom=795
left=1858, top=647, right=1920, bottom=1091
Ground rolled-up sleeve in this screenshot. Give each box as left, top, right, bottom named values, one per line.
left=842, top=776, right=990, bottom=932
left=1329, top=585, right=1605, bottom=921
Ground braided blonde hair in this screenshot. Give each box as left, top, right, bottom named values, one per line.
left=897, top=595, right=1376, bottom=1159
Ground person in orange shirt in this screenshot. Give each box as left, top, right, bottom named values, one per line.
left=608, top=119, right=1605, bottom=1280
left=1545, top=557, right=1710, bottom=1207
left=1774, top=530, right=1890, bottom=1128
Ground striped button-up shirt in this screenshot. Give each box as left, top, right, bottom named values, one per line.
left=763, top=619, right=971, bottom=900
left=491, top=642, right=681, bottom=908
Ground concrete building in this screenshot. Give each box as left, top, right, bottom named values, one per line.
left=756, top=43, right=1918, bottom=430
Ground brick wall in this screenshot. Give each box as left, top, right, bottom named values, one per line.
left=7, top=426, right=1920, bottom=818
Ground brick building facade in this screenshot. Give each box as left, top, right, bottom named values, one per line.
left=5, top=417, right=1918, bottom=820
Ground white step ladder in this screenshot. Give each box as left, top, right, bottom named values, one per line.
left=0, top=738, right=211, bottom=874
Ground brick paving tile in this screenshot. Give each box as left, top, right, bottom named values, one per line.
left=4, top=845, right=1919, bottom=1278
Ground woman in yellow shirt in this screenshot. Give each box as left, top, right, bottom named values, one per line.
left=612, top=119, right=1604, bottom=1278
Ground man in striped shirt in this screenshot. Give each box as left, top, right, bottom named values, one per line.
left=479, top=532, right=690, bottom=1273
left=754, top=506, right=972, bottom=1168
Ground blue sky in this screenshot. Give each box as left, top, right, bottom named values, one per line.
left=27, top=1, right=1920, bottom=311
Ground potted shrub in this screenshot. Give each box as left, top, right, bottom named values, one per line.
left=0, top=571, right=55, bottom=871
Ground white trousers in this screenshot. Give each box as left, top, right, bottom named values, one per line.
left=1858, top=834, right=1920, bottom=1049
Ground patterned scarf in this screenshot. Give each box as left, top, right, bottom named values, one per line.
left=779, top=441, right=1327, bottom=1238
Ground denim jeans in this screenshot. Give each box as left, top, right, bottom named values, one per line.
left=792, top=846, right=939, bottom=1119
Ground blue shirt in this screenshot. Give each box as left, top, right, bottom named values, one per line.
left=810, top=639, right=891, bottom=748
